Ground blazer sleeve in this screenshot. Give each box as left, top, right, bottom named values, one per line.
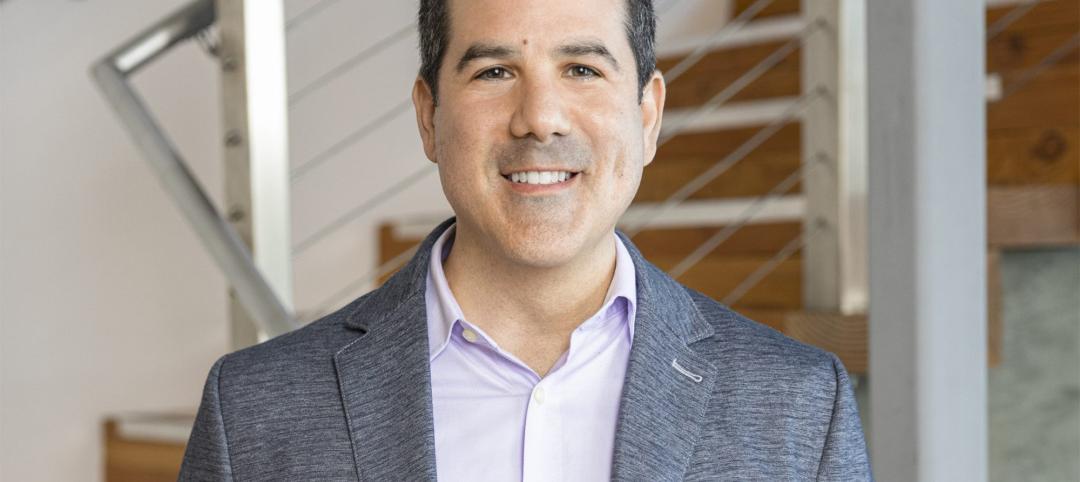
left=179, top=355, right=235, bottom=481
left=815, top=353, right=874, bottom=481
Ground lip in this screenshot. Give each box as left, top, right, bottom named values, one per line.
left=499, top=167, right=581, bottom=176
left=501, top=171, right=580, bottom=194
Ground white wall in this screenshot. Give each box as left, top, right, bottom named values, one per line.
left=0, top=0, right=737, bottom=479
left=0, top=1, right=229, bottom=480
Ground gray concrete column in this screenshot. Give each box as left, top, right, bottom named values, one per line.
left=867, top=0, right=988, bottom=480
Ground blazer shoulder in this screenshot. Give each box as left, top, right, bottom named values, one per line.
left=211, top=293, right=372, bottom=386
left=683, top=286, right=840, bottom=377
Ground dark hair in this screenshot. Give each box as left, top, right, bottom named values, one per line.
left=418, top=0, right=656, bottom=104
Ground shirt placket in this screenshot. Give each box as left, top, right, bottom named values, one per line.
left=521, top=377, right=565, bottom=482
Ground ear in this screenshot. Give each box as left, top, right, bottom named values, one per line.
left=412, top=77, right=438, bottom=163
left=639, top=70, right=666, bottom=167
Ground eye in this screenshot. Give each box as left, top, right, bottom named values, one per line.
left=567, top=65, right=601, bottom=78
left=476, top=66, right=512, bottom=80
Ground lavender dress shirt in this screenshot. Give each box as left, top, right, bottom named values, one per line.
left=425, top=223, right=638, bottom=481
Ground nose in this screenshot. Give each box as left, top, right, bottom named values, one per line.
left=508, top=75, right=571, bottom=144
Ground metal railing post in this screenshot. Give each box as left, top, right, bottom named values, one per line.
left=216, top=0, right=294, bottom=348
left=800, top=0, right=868, bottom=315
left=90, top=0, right=295, bottom=340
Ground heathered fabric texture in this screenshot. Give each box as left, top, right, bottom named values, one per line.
left=179, top=217, right=873, bottom=481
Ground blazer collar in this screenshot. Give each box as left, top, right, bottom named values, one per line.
left=610, top=229, right=720, bottom=480
left=334, top=217, right=718, bottom=480
left=333, top=217, right=452, bottom=480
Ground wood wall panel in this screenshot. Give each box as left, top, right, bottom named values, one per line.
left=989, top=64, right=1080, bottom=132
left=986, top=0, right=1080, bottom=33
left=988, top=126, right=1079, bottom=185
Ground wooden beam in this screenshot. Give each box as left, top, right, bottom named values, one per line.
left=988, top=184, right=1080, bottom=247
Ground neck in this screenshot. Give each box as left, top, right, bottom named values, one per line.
left=442, top=222, right=618, bottom=341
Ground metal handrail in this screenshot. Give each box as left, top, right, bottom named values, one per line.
left=90, top=0, right=295, bottom=336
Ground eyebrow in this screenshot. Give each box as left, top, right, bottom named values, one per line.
left=453, top=39, right=621, bottom=74
left=555, top=40, right=620, bottom=71
left=455, top=43, right=518, bottom=73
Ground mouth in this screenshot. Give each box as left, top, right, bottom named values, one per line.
left=500, top=170, right=581, bottom=185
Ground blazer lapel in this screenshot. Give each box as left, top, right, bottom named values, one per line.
left=332, top=217, right=456, bottom=481
left=611, top=231, right=719, bottom=481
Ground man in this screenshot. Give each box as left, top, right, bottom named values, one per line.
left=180, top=0, right=873, bottom=479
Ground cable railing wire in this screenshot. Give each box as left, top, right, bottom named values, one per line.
left=286, top=0, right=344, bottom=31
left=659, top=19, right=822, bottom=145
left=709, top=3, right=1073, bottom=310
left=295, top=0, right=768, bottom=182
left=289, top=23, right=416, bottom=106
left=663, top=0, right=777, bottom=84
left=303, top=54, right=824, bottom=316
left=292, top=163, right=436, bottom=256
left=986, top=0, right=1042, bottom=41
left=625, top=87, right=824, bottom=238
left=291, top=97, right=415, bottom=181
left=998, top=31, right=1080, bottom=100
left=290, top=1, right=774, bottom=252
left=720, top=219, right=822, bottom=306
left=301, top=3, right=815, bottom=315
left=305, top=241, right=422, bottom=322
left=666, top=152, right=825, bottom=279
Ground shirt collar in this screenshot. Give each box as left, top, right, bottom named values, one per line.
left=425, top=223, right=637, bottom=361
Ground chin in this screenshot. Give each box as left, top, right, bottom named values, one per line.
left=498, top=229, right=587, bottom=269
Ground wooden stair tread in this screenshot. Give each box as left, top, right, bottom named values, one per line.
left=732, top=0, right=799, bottom=20
left=629, top=222, right=802, bottom=258
left=104, top=416, right=190, bottom=482
left=658, top=40, right=800, bottom=110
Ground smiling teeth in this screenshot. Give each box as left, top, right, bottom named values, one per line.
left=509, top=171, right=572, bottom=185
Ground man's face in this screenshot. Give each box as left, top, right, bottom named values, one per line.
left=413, top=0, right=665, bottom=269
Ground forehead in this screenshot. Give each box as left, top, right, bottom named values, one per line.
left=444, top=0, right=630, bottom=56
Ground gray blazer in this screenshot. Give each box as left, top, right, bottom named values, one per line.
left=179, top=217, right=873, bottom=481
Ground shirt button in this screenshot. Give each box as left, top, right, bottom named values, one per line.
left=461, top=328, right=478, bottom=343
left=533, top=386, right=546, bottom=404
